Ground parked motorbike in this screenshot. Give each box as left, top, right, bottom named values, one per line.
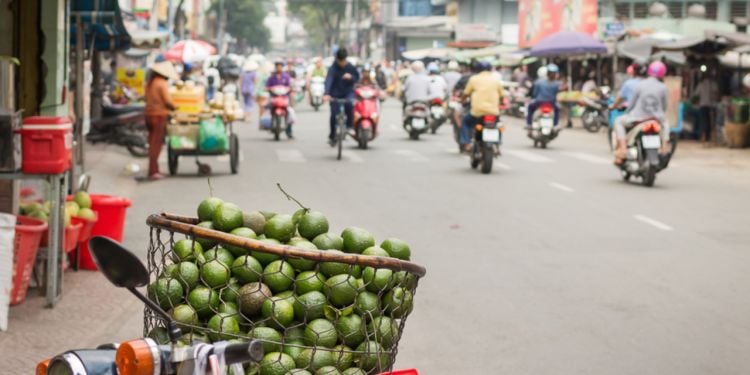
left=580, top=96, right=609, bottom=133
left=269, top=85, right=290, bottom=141
left=309, top=76, right=325, bottom=111
left=611, top=119, right=674, bottom=187
left=428, top=98, right=447, bottom=134
left=403, top=101, right=429, bottom=140
left=507, top=87, right=528, bottom=119
left=470, top=114, right=503, bottom=174
left=528, top=102, right=560, bottom=149
left=86, top=104, right=149, bottom=157
left=35, top=236, right=265, bottom=375
left=353, top=85, right=379, bottom=149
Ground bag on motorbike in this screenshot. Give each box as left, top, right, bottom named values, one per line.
left=198, top=117, right=229, bottom=152
left=260, top=114, right=272, bottom=130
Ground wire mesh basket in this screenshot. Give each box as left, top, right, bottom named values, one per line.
left=145, top=213, right=427, bottom=374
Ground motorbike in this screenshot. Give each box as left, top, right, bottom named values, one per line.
left=292, top=77, right=306, bottom=104
left=447, top=95, right=463, bottom=151
left=268, top=85, right=291, bottom=141
left=86, top=104, right=149, bottom=157
left=35, top=236, right=265, bottom=375
left=580, top=95, right=609, bottom=133
left=528, top=102, right=560, bottom=149
left=470, top=114, right=503, bottom=174
left=309, top=76, right=325, bottom=111
left=611, top=119, right=674, bottom=187
left=507, top=87, right=528, bottom=119
left=403, top=101, right=430, bottom=140
left=428, top=97, right=447, bottom=134
left=353, top=85, right=380, bottom=149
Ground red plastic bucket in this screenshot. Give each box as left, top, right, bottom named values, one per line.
left=78, top=194, right=132, bottom=270
left=71, top=214, right=98, bottom=244
left=63, top=222, right=83, bottom=253
left=12, top=216, right=48, bottom=305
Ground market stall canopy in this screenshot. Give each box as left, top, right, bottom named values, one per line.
left=454, top=44, right=519, bottom=60
left=617, top=37, right=686, bottom=65
left=401, top=47, right=457, bottom=61
left=164, top=40, right=217, bottom=64
left=70, top=0, right=132, bottom=51
left=653, top=30, right=750, bottom=57
left=529, top=31, right=607, bottom=57
left=719, top=51, right=750, bottom=68
left=128, top=30, right=169, bottom=49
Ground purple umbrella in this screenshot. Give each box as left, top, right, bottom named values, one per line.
left=529, top=31, right=607, bottom=57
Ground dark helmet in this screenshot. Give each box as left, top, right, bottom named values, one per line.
left=335, top=48, right=348, bottom=61
left=477, top=61, right=492, bottom=72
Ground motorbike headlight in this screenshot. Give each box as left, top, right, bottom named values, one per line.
left=47, top=350, right=117, bottom=375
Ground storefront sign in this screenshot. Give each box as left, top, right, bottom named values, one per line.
left=518, top=0, right=598, bottom=48
left=456, top=23, right=499, bottom=42
left=605, top=21, right=625, bottom=38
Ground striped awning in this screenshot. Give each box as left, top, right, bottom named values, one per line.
left=70, top=0, right=132, bottom=51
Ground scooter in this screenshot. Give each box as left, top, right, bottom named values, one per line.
left=309, top=76, right=325, bottom=111
left=353, top=85, right=380, bottom=149
left=612, top=119, right=674, bottom=187
left=87, top=104, right=149, bottom=157
left=580, top=96, right=609, bottom=133
left=470, top=114, right=503, bottom=174
left=403, top=101, right=429, bottom=140
left=507, top=87, right=528, bottom=119
left=292, top=77, right=306, bottom=105
left=428, top=98, right=447, bottom=134
left=268, top=85, right=290, bottom=141
left=528, top=102, right=560, bottom=149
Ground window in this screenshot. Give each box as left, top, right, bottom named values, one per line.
left=615, top=3, right=631, bottom=19
left=704, top=1, right=718, bottom=20
left=398, top=0, right=446, bottom=17
left=731, top=1, right=749, bottom=19
left=667, top=2, right=684, bottom=18
left=633, top=2, right=649, bottom=18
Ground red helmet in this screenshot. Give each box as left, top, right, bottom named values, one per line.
left=648, top=61, right=667, bottom=79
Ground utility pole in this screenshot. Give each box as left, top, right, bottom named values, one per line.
left=217, top=0, right=225, bottom=54
left=167, top=0, right=174, bottom=47
left=345, top=0, right=353, bottom=51
left=353, top=0, right=359, bottom=57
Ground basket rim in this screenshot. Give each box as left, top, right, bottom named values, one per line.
left=146, top=213, right=427, bottom=277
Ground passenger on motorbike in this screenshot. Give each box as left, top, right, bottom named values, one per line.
left=324, top=48, right=360, bottom=145
left=526, top=64, right=562, bottom=129
left=610, top=63, right=644, bottom=110
left=443, top=61, right=462, bottom=94
left=428, top=62, right=448, bottom=101
left=613, top=61, right=671, bottom=164
left=401, top=61, right=432, bottom=112
left=266, top=60, right=295, bottom=139
left=459, top=61, right=505, bottom=152
left=450, top=61, right=478, bottom=131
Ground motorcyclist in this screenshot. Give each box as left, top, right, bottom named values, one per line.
left=459, top=61, right=505, bottom=152
left=353, top=67, right=380, bottom=135
left=324, top=48, right=360, bottom=146
left=266, top=60, right=295, bottom=139
left=451, top=61, right=479, bottom=132
left=401, top=61, right=432, bottom=112
left=526, top=64, right=562, bottom=129
left=443, top=60, right=462, bottom=94
left=308, top=57, right=327, bottom=80
left=427, top=62, right=448, bottom=101
left=613, top=61, right=670, bottom=164
left=610, top=63, right=644, bottom=110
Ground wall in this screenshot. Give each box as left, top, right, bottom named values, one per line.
left=39, top=0, right=69, bottom=117
left=457, top=0, right=518, bottom=43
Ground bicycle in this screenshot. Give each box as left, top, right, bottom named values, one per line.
left=331, top=98, right=352, bottom=160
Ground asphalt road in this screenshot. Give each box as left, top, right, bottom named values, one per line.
left=4, top=99, right=749, bottom=374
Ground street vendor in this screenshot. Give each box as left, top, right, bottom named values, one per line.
left=144, top=61, right=178, bottom=181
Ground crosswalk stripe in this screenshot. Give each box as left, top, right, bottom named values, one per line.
left=276, top=149, right=307, bottom=163
left=562, top=151, right=610, bottom=164
left=392, top=149, right=430, bottom=162
left=504, top=149, right=555, bottom=163
left=341, top=150, right=364, bottom=163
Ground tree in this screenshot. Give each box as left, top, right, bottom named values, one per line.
left=211, top=0, right=271, bottom=52
left=287, top=0, right=369, bottom=55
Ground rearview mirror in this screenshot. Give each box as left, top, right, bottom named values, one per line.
left=88, top=236, right=149, bottom=288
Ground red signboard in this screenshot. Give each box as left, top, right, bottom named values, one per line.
left=518, top=0, right=599, bottom=48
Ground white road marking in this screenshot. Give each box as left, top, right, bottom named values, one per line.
left=563, top=151, right=610, bottom=164
left=549, top=182, right=574, bottom=193
left=504, top=150, right=555, bottom=163
left=341, top=150, right=364, bottom=163
left=392, top=149, right=430, bottom=162
left=276, top=149, right=307, bottom=163
left=634, top=214, right=674, bottom=231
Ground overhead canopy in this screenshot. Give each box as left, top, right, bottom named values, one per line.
left=401, top=47, right=457, bottom=61
left=617, top=37, right=686, bottom=65
left=128, top=30, right=168, bottom=49
left=529, top=31, right=607, bottom=57
left=454, top=44, right=519, bottom=60
left=653, top=30, right=750, bottom=57
left=70, top=0, right=132, bottom=51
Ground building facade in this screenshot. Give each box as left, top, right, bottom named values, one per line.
left=377, top=0, right=457, bottom=60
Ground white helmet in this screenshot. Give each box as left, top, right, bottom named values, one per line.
left=743, top=73, right=750, bottom=89
left=411, top=60, right=425, bottom=73
left=537, top=66, right=548, bottom=78
left=447, top=60, right=459, bottom=71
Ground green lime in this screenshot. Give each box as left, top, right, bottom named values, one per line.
left=259, top=352, right=297, bottom=375
left=331, top=345, right=353, bottom=371
left=148, top=277, right=184, bottom=310
left=296, top=348, right=335, bottom=371
left=285, top=369, right=312, bottom=375
left=262, top=297, right=295, bottom=329
left=73, top=191, right=92, bottom=209
left=298, top=211, right=329, bottom=241
left=341, top=368, right=366, bottom=375
left=213, top=202, right=244, bottom=232
left=253, top=238, right=282, bottom=265
left=219, top=301, right=240, bottom=316
left=220, top=278, right=241, bottom=304
left=232, top=255, right=263, bottom=284
left=198, top=197, right=224, bottom=222
left=167, top=261, right=200, bottom=290
left=170, top=304, right=199, bottom=330
left=304, top=319, right=337, bottom=348
left=354, top=341, right=389, bottom=372
left=201, top=259, right=231, bottom=288
left=362, top=267, right=393, bottom=293
left=366, top=316, right=399, bottom=349
left=195, top=221, right=217, bottom=249
left=324, top=274, right=359, bottom=307
left=243, top=210, right=267, bottom=234
left=315, top=366, right=341, bottom=375
left=275, top=290, right=296, bottom=303
left=283, top=338, right=306, bottom=363
left=260, top=211, right=277, bottom=220
left=380, top=238, right=411, bottom=260
left=354, top=292, right=380, bottom=320
left=147, top=327, right=170, bottom=345
left=249, top=326, right=284, bottom=353
left=178, top=331, right=210, bottom=346
left=340, top=227, right=375, bottom=254
left=288, top=241, right=318, bottom=271
left=187, top=286, right=220, bottom=318
left=203, top=247, right=236, bottom=267
left=238, top=282, right=272, bottom=317
left=361, top=246, right=389, bottom=258
left=319, top=250, right=361, bottom=278
left=312, top=233, right=343, bottom=251
left=336, top=314, right=365, bottom=348
left=288, top=237, right=308, bottom=246
left=285, top=326, right=306, bottom=341
left=293, top=291, right=327, bottom=322
left=225, top=227, right=257, bottom=256
left=265, top=214, right=296, bottom=243
left=173, top=239, right=203, bottom=262
left=263, top=260, right=296, bottom=293
left=383, top=287, right=413, bottom=319
left=207, top=313, right=241, bottom=341
left=292, top=209, right=306, bottom=225
left=295, top=271, right=327, bottom=295
left=391, top=271, right=418, bottom=290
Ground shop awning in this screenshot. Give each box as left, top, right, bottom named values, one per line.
left=453, top=44, right=519, bottom=60
left=653, top=30, right=750, bottom=58
left=128, top=30, right=169, bottom=49
left=401, top=47, right=457, bottom=61
left=617, top=37, right=686, bottom=65
left=70, top=0, right=132, bottom=51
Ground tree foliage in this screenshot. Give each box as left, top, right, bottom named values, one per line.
left=287, top=0, right=369, bottom=54
left=212, top=0, right=271, bottom=51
